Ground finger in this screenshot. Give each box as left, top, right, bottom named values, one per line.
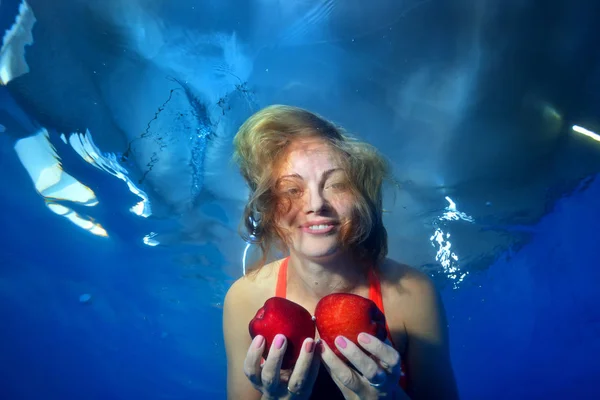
left=305, top=340, right=323, bottom=386
left=261, top=334, right=287, bottom=394
left=334, top=335, right=384, bottom=384
left=357, top=333, right=401, bottom=374
left=287, top=338, right=319, bottom=397
left=244, top=335, right=266, bottom=388
left=320, top=339, right=362, bottom=393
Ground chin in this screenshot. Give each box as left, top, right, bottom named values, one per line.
left=298, top=245, right=341, bottom=261
left=291, top=234, right=344, bottom=260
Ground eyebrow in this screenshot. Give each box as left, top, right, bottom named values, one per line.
left=277, top=168, right=343, bottom=183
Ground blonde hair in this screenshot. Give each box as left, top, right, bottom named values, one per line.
left=233, top=105, right=391, bottom=272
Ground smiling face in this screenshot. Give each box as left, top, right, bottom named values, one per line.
left=274, top=137, right=355, bottom=260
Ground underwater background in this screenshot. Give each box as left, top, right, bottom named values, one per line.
left=1, top=0, right=599, bottom=398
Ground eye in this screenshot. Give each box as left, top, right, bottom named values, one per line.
left=277, top=183, right=303, bottom=198
left=276, top=177, right=304, bottom=198
left=326, top=181, right=349, bottom=192
left=286, top=187, right=302, bottom=197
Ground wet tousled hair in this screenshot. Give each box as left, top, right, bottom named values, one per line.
left=233, top=105, right=391, bottom=273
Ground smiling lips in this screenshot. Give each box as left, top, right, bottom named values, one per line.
left=300, top=221, right=337, bottom=234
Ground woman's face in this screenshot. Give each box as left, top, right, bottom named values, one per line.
left=274, top=137, right=354, bottom=260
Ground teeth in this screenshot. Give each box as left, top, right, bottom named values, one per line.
left=309, top=224, right=329, bottom=230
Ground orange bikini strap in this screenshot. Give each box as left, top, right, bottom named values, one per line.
left=368, top=268, right=396, bottom=348
left=368, top=268, right=385, bottom=312
left=275, top=257, right=289, bottom=298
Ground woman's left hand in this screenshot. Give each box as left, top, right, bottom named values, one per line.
left=319, top=332, right=409, bottom=399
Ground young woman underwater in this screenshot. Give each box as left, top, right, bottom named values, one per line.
left=223, top=105, right=459, bottom=399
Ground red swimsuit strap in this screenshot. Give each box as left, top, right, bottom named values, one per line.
left=367, top=268, right=397, bottom=348
left=275, top=257, right=289, bottom=298
left=368, top=267, right=408, bottom=389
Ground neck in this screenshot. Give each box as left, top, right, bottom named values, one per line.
left=286, top=250, right=369, bottom=301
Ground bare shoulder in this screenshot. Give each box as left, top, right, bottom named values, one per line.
left=378, top=258, right=443, bottom=341
left=224, top=259, right=282, bottom=314
left=379, top=257, right=438, bottom=301
left=378, top=259, right=459, bottom=399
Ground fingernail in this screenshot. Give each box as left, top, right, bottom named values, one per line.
left=305, top=339, right=315, bottom=353
left=335, top=336, right=347, bottom=349
left=316, top=339, right=324, bottom=354
left=254, top=335, right=264, bottom=349
left=274, top=334, right=285, bottom=349
left=316, top=340, right=324, bottom=354
left=358, top=333, right=372, bottom=344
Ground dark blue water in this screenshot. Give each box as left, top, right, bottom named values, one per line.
left=447, top=176, right=600, bottom=399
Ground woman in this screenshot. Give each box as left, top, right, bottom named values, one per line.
left=223, top=105, right=459, bottom=399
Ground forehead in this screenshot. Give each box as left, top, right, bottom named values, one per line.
left=278, top=138, right=340, bottom=175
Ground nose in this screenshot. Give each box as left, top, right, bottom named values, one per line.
left=304, top=186, right=326, bottom=214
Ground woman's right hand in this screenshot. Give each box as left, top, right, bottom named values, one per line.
left=244, top=334, right=321, bottom=399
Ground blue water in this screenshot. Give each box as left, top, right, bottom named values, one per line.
left=448, top=176, right=600, bottom=399
left=1, top=156, right=599, bottom=399
left=1, top=0, right=600, bottom=399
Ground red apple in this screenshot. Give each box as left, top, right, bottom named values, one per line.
left=314, top=293, right=387, bottom=362
left=249, top=297, right=316, bottom=370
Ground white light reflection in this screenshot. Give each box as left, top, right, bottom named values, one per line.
left=68, top=130, right=152, bottom=218
left=0, top=0, right=36, bottom=85
left=46, top=202, right=107, bottom=237
left=143, top=232, right=160, bottom=247
left=14, top=129, right=107, bottom=237
left=439, top=196, right=474, bottom=222
left=242, top=242, right=251, bottom=275
left=430, top=196, right=472, bottom=288
left=572, top=125, right=600, bottom=142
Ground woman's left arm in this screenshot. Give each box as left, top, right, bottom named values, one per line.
left=402, top=272, right=460, bottom=400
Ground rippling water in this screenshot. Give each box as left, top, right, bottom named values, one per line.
left=2, top=0, right=600, bottom=288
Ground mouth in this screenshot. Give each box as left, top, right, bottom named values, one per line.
left=300, top=222, right=337, bottom=234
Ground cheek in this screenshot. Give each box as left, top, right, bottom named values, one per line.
left=331, top=194, right=354, bottom=215
left=276, top=199, right=302, bottom=224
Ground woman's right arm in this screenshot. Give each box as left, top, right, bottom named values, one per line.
left=223, top=279, right=263, bottom=400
